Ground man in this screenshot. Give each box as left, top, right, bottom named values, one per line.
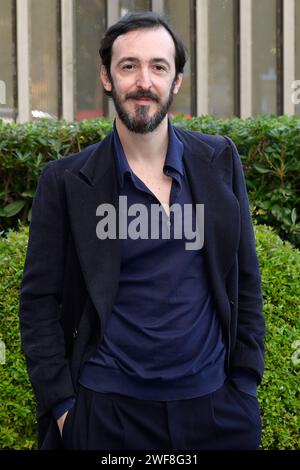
left=19, top=12, right=265, bottom=450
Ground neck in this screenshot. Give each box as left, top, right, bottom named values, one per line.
left=115, top=115, right=169, bottom=165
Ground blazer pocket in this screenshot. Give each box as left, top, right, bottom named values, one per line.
left=61, top=404, right=75, bottom=446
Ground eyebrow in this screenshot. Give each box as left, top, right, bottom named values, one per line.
left=116, top=57, right=171, bottom=69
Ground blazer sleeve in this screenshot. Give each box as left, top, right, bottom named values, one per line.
left=19, top=162, right=75, bottom=417
left=225, top=136, right=265, bottom=382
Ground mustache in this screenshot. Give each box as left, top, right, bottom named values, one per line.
left=125, top=90, right=160, bottom=103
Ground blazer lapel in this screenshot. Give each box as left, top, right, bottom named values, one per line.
left=64, top=133, right=120, bottom=332
left=176, top=128, right=240, bottom=302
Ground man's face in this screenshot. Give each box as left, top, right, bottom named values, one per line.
left=100, top=27, right=183, bottom=133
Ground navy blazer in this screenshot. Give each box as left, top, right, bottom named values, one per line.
left=19, top=126, right=265, bottom=449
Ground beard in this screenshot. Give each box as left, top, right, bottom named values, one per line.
left=110, top=79, right=176, bottom=134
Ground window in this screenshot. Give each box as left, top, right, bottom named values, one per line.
left=119, top=0, right=151, bottom=17
left=30, top=0, right=60, bottom=119
left=207, top=0, right=237, bottom=117
left=162, top=0, right=196, bottom=116
left=75, top=0, right=107, bottom=120
left=0, top=0, right=17, bottom=121
left=252, top=0, right=278, bottom=115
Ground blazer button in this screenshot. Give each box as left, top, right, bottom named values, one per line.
left=73, top=329, right=78, bottom=339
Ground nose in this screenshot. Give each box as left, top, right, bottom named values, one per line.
left=135, top=67, right=152, bottom=90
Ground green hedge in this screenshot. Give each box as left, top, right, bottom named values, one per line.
left=254, top=225, right=300, bottom=449
left=0, top=224, right=299, bottom=449
left=177, top=115, right=300, bottom=248
left=0, top=118, right=113, bottom=230
left=0, top=227, right=36, bottom=449
left=1, top=115, right=300, bottom=246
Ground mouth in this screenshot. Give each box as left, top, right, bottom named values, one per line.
left=131, top=97, right=154, bottom=105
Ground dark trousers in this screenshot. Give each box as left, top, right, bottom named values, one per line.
left=61, top=378, right=261, bottom=450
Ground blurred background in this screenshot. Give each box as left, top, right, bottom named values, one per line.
left=0, top=0, right=300, bottom=122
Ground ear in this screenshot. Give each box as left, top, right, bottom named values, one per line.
left=173, top=73, right=183, bottom=95
left=100, top=65, right=112, bottom=92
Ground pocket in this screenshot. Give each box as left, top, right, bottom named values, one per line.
left=61, top=405, right=75, bottom=446
left=226, top=378, right=261, bottom=421
left=227, top=376, right=256, bottom=398
left=210, top=379, right=262, bottom=449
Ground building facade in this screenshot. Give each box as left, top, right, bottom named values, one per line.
left=0, top=0, right=300, bottom=122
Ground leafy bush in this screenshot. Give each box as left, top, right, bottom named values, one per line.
left=254, top=225, right=300, bottom=449
left=173, top=114, right=300, bottom=247
left=0, top=225, right=299, bottom=449
left=0, top=118, right=113, bottom=230
left=0, top=226, right=36, bottom=449
left=1, top=115, right=300, bottom=246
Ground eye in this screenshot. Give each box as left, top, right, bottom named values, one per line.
left=121, top=64, right=135, bottom=71
left=153, top=64, right=167, bottom=73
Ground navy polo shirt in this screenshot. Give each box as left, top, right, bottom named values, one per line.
left=79, top=121, right=227, bottom=400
